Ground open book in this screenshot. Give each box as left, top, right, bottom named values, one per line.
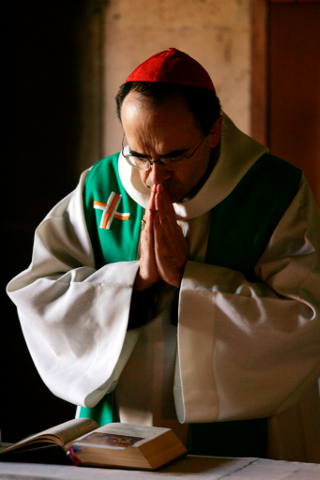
left=0, top=418, right=187, bottom=470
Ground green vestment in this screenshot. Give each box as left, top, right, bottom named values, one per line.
left=78, top=152, right=302, bottom=456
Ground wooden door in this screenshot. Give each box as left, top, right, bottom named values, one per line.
left=251, top=1, right=320, bottom=463
left=251, top=0, right=320, bottom=207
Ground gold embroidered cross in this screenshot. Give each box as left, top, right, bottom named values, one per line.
left=93, top=192, right=130, bottom=230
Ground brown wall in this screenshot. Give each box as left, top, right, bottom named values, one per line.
left=103, top=0, right=252, bottom=156
left=269, top=1, right=320, bottom=206
left=251, top=0, right=320, bottom=207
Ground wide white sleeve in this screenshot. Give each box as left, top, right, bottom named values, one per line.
left=174, top=178, right=320, bottom=423
left=6, top=171, right=140, bottom=408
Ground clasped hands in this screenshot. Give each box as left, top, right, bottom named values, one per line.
left=135, top=184, right=188, bottom=291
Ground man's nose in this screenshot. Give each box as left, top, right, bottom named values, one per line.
left=148, top=162, right=171, bottom=185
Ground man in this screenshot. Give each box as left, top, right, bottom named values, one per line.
left=7, top=48, right=320, bottom=459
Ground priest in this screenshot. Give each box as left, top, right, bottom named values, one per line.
left=7, top=48, right=320, bottom=460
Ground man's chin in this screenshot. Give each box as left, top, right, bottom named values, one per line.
left=169, top=193, right=184, bottom=204
left=163, top=183, right=185, bottom=203
left=160, top=189, right=180, bottom=204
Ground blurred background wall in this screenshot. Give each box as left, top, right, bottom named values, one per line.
left=103, top=0, right=251, bottom=155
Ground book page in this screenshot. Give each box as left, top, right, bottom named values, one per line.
left=1, top=418, right=97, bottom=453
left=46, top=418, right=98, bottom=446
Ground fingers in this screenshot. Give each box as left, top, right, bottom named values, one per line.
left=140, top=183, right=188, bottom=288
left=135, top=186, right=161, bottom=291
left=152, top=183, right=184, bottom=243
left=154, top=184, right=175, bottom=222
left=151, top=184, right=188, bottom=287
left=143, top=185, right=156, bottom=226
left=154, top=185, right=179, bottom=241
left=147, top=184, right=157, bottom=211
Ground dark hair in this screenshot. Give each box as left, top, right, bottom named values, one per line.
left=115, top=82, right=221, bottom=136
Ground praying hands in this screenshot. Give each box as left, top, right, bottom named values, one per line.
left=135, top=183, right=188, bottom=290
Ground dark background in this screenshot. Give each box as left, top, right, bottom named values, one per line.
left=2, top=1, right=91, bottom=442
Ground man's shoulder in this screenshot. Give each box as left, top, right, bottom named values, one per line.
left=83, top=152, right=136, bottom=207
left=245, top=152, right=302, bottom=192
left=85, top=153, right=121, bottom=187
left=88, top=152, right=120, bottom=175
left=257, top=152, right=302, bottom=174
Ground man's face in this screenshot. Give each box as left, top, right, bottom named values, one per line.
left=120, top=91, right=221, bottom=203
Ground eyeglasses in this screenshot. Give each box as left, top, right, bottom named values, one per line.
left=121, top=135, right=207, bottom=171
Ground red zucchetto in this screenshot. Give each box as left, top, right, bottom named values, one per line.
left=125, top=48, right=215, bottom=92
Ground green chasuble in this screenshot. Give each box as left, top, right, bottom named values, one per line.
left=79, top=152, right=302, bottom=456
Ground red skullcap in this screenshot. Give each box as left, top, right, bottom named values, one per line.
left=125, top=48, right=215, bottom=92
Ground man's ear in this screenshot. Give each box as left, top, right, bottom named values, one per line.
left=209, top=115, right=223, bottom=148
